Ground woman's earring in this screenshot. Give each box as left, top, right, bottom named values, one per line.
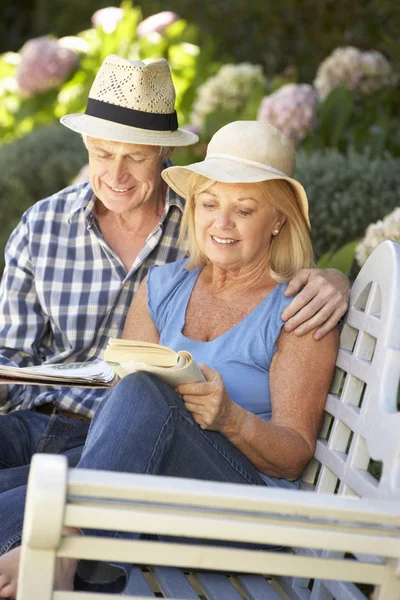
left=273, top=229, right=279, bottom=235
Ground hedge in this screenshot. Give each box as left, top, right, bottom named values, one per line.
left=0, top=123, right=87, bottom=273
left=296, top=148, right=400, bottom=260
left=1, top=130, right=399, bottom=275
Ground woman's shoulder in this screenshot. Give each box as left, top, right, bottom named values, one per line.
left=268, top=282, right=293, bottom=317
left=147, top=258, right=199, bottom=332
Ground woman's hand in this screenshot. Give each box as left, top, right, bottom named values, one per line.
left=177, top=363, right=238, bottom=432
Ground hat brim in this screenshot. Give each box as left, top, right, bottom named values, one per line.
left=162, top=158, right=311, bottom=230
left=60, top=113, right=199, bottom=147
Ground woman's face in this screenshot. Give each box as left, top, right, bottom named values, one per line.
left=194, top=181, right=285, bottom=272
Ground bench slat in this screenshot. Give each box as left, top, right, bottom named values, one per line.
left=195, top=572, right=243, bottom=600
left=152, top=566, right=200, bottom=599
left=124, top=566, right=155, bottom=596
left=237, top=574, right=282, bottom=599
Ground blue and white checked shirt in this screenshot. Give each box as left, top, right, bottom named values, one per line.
left=0, top=160, right=186, bottom=418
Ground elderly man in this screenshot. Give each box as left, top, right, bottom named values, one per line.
left=0, top=55, right=349, bottom=597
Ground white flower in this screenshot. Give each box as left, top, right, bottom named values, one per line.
left=314, top=46, right=395, bottom=100
left=257, top=84, right=317, bottom=146
left=16, top=36, right=78, bottom=98
left=355, top=207, right=400, bottom=267
left=190, top=63, right=265, bottom=132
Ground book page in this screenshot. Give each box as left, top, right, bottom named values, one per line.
left=108, top=351, right=205, bottom=387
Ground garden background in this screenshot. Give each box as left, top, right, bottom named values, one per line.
left=1, top=0, right=399, bottom=276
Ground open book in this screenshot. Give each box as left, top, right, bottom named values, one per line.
left=0, top=340, right=204, bottom=388
left=103, top=339, right=205, bottom=387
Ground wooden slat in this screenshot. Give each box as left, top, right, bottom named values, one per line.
left=152, top=566, right=200, bottom=599
left=195, top=572, right=243, bottom=600
left=63, top=506, right=400, bottom=557
left=53, top=595, right=168, bottom=600
left=236, top=574, right=282, bottom=600
left=66, top=471, right=400, bottom=525
left=124, top=565, right=155, bottom=596
left=56, top=538, right=386, bottom=585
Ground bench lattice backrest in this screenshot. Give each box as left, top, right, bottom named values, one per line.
left=282, top=240, right=400, bottom=600
left=302, top=240, right=400, bottom=499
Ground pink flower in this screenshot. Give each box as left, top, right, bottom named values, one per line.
left=257, top=84, right=317, bottom=146
left=181, top=123, right=200, bottom=137
left=16, top=36, right=78, bottom=98
left=314, top=47, right=394, bottom=99
left=137, top=11, right=179, bottom=39
left=91, top=7, right=124, bottom=34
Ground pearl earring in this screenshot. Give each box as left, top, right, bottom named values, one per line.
left=274, top=229, right=279, bottom=235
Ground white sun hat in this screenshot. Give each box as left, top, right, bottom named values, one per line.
left=162, top=120, right=311, bottom=229
left=61, top=54, right=198, bottom=147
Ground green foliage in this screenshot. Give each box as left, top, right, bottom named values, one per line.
left=303, top=85, right=400, bottom=157
left=295, top=148, right=400, bottom=261
left=139, top=0, right=399, bottom=82
left=1, top=1, right=399, bottom=88
left=0, top=123, right=88, bottom=273
left=0, top=1, right=216, bottom=145
left=316, top=240, right=360, bottom=276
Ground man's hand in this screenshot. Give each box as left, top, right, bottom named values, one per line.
left=282, top=268, right=350, bottom=340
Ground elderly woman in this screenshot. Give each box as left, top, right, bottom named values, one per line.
left=0, top=122, right=339, bottom=596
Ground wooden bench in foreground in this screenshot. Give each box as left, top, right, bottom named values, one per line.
left=17, top=240, right=400, bottom=600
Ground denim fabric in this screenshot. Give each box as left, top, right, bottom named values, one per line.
left=0, top=410, right=88, bottom=555
left=74, top=372, right=276, bottom=589
left=77, top=372, right=268, bottom=540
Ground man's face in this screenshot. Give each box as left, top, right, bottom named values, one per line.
left=86, top=137, right=172, bottom=214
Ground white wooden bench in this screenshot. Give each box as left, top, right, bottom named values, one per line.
left=17, top=240, right=400, bottom=600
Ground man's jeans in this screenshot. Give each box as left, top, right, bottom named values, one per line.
left=0, top=410, right=89, bottom=555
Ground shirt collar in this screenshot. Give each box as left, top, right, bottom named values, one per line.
left=67, top=182, right=95, bottom=223
left=67, top=158, right=185, bottom=224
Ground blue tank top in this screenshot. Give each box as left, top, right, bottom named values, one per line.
left=147, top=258, right=299, bottom=489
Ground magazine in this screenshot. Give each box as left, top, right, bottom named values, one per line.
left=0, top=340, right=204, bottom=388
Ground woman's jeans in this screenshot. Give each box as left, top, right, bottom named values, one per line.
left=0, top=373, right=267, bottom=557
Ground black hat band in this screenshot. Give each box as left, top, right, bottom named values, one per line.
left=85, top=98, right=178, bottom=131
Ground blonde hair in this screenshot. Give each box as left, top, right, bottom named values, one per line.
left=179, top=174, right=314, bottom=283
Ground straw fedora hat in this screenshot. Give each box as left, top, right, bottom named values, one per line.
left=61, top=54, right=198, bottom=147
left=162, top=120, right=311, bottom=229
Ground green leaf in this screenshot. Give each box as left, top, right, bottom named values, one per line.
left=315, top=250, right=334, bottom=269
left=316, top=86, right=354, bottom=148
left=316, top=240, right=360, bottom=276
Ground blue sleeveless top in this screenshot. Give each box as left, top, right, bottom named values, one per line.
left=147, top=258, right=299, bottom=489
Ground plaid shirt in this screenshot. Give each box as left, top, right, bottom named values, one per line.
left=0, top=159, right=186, bottom=418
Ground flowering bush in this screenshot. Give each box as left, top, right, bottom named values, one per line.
left=314, top=46, right=395, bottom=100
left=257, top=83, right=317, bottom=146
left=190, top=63, right=265, bottom=133
left=91, top=7, right=124, bottom=34
left=16, top=36, right=79, bottom=98
left=136, top=11, right=179, bottom=39
left=355, top=207, right=400, bottom=267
